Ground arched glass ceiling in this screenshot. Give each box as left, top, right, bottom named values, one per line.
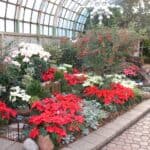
left=0, top=0, right=90, bottom=38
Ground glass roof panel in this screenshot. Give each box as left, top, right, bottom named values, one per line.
left=0, top=0, right=91, bottom=38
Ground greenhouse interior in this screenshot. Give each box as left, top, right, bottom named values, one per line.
left=0, top=0, right=150, bottom=150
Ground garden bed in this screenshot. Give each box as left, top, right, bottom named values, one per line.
left=0, top=38, right=148, bottom=149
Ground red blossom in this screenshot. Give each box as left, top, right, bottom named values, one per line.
left=73, top=68, right=80, bottom=74
left=84, top=86, right=99, bottom=97
left=42, top=68, right=57, bottom=81
left=84, top=84, right=134, bottom=105
left=46, top=126, right=67, bottom=137
left=29, top=94, right=84, bottom=139
left=64, top=73, right=86, bottom=86
left=29, top=127, right=39, bottom=139
left=0, top=101, right=17, bottom=120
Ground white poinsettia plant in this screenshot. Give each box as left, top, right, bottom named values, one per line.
left=83, top=73, right=138, bottom=89
left=11, top=42, right=51, bottom=63
left=9, top=86, right=31, bottom=103
left=105, top=74, right=138, bottom=89
left=3, top=43, right=51, bottom=81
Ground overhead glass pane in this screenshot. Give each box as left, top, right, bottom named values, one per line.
left=49, top=27, right=53, bottom=36
left=34, top=0, right=42, bottom=10
left=6, top=20, right=14, bottom=32
left=55, top=0, right=61, bottom=5
left=8, top=0, right=18, bottom=4
left=51, top=5, right=57, bottom=15
left=6, top=4, right=16, bottom=19
left=44, top=26, right=48, bottom=35
left=40, top=25, right=43, bottom=35
left=0, top=1, right=6, bottom=17
left=0, top=19, right=5, bottom=31
left=61, top=8, right=67, bottom=17
left=49, top=16, right=54, bottom=25
left=22, top=0, right=27, bottom=6
left=31, top=24, right=36, bottom=34
left=19, top=8, right=24, bottom=21
left=31, top=11, right=38, bottom=23
left=46, top=3, right=54, bottom=13
left=40, top=13, right=45, bottom=24
left=24, top=9, right=32, bottom=22
left=24, top=23, right=30, bottom=33
left=26, top=0, right=35, bottom=8
left=44, top=14, right=50, bottom=25
left=19, top=22, right=23, bottom=33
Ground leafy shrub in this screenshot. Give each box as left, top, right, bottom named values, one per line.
left=82, top=100, right=108, bottom=131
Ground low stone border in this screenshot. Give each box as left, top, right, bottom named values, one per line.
left=61, top=99, right=150, bottom=150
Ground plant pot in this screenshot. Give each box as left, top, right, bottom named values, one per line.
left=37, top=135, right=54, bottom=150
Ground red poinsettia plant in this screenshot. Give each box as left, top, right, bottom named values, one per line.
left=84, top=83, right=135, bottom=105
left=42, top=67, right=86, bottom=86
left=0, top=101, right=17, bottom=120
left=29, top=94, right=84, bottom=141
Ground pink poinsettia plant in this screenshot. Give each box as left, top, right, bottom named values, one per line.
left=123, top=65, right=140, bottom=77
left=29, top=93, right=84, bottom=142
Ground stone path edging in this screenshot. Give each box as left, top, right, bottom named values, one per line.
left=61, top=99, right=150, bottom=150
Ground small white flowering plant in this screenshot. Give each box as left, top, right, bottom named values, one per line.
left=9, top=86, right=31, bottom=108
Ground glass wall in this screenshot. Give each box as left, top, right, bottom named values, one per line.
left=0, top=0, right=89, bottom=38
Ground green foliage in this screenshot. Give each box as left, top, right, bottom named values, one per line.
left=30, top=56, right=50, bottom=80
left=54, top=71, right=64, bottom=81
left=44, top=43, right=63, bottom=65
left=82, top=100, right=108, bottom=131
left=26, top=79, right=50, bottom=99
left=58, top=40, right=82, bottom=68
left=143, top=39, right=150, bottom=57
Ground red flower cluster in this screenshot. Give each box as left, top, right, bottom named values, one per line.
left=42, top=67, right=86, bottom=86
left=123, top=65, right=140, bottom=77
left=84, top=83, right=134, bottom=105
left=64, top=73, right=86, bottom=86
left=29, top=94, right=84, bottom=139
left=42, top=68, right=57, bottom=81
left=0, top=101, right=17, bottom=120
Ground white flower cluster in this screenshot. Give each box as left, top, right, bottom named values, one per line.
left=11, top=43, right=51, bottom=63
left=9, top=86, right=31, bottom=103
left=57, top=64, right=73, bottom=72
left=83, top=75, right=103, bottom=87
left=105, top=74, right=137, bottom=89
left=83, top=73, right=138, bottom=89
left=0, top=85, right=6, bottom=95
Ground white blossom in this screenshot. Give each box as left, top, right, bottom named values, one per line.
left=9, top=86, right=31, bottom=103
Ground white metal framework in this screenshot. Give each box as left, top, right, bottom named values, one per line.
left=0, top=0, right=90, bottom=38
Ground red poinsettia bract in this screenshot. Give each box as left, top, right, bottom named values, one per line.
left=29, top=127, right=39, bottom=139
left=29, top=94, right=84, bottom=139
left=84, top=83, right=135, bottom=105
left=42, top=68, right=57, bottom=81
left=64, top=73, right=86, bottom=86
left=0, top=101, right=17, bottom=120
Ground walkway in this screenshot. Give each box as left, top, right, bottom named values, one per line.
left=101, top=113, right=150, bottom=150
